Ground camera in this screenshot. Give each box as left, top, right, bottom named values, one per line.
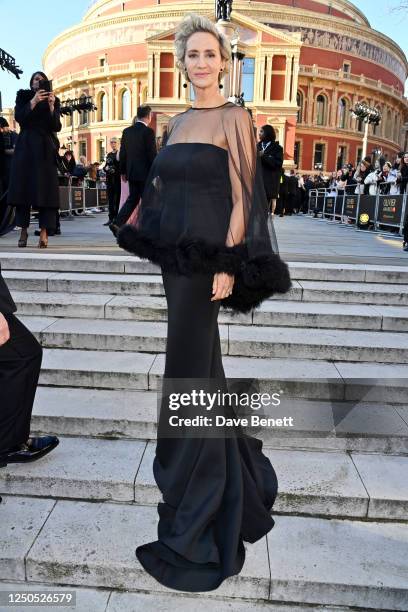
left=38, top=79, right=52, bottom=93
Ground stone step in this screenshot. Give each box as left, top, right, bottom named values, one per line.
left=2, top=496, right=406, bottom=609
left=2, top=252, right=408, bottom=284
left=39, top=348, right=408, bottom=404
left=2, top=436, right=407, bottom=520
left=298, top=280, right=408, bottom=306
left=228, top=324, right=408, bottom=363
left=31, top=387, right=408, bottom=454
left=0, top=583, right=350, bottom=612
left=4, top=270, right=408, bottom=306
left=11, top=291, right=408, bottom=331
left=21, top=315, right=408, bottom=363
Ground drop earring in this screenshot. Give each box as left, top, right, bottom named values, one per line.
left=219, top=67, right=224, bottom=89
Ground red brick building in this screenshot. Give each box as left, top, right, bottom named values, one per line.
left=42, top=0, right=408, bottom=172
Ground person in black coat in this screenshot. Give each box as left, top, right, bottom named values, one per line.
left=257, top=124, right=283, bottom=215
left=103, top=137, right=121, bottom=224
left=7, top=71, right=62, bottom=248
left=110, top=105, right=157, bottom=233
left=286, top=170, right=299, bottom=215
left=0, top=264, right=59, bottom=503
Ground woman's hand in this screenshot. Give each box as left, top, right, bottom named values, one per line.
left=30, top=89, right=49, bottom=109
left=0, top=313, right=10, bottom=346
left=48, top=92, right=55, bottom=113
left=211, top=272, right=234, bottom=302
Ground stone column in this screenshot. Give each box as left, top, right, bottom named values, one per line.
left=307, top=80, right=313, bottom=125
left=291, top=57, right=300, bottom=104
left=284, top=54, right=293, bottom=102
left=148, top=54, right=154, bottom=99
left=154, top=52, right=161, bottom=100
left=265, top=55, right=273, bottom=103
left=173, top=66, right=180, bottom=100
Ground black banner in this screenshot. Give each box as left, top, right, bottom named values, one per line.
left=377, top=195, right=404, bottom=226
left=344, top=195, right=358, bottom=219
left=308, top=195, right=317, bottom=211
left=357, top=195, right=376, bottom=222
left=324, top=196, right=335, bottom=215
left=335, top=195, right=344, bottom=217
left=98, top=188, right=108, bottom=206
left=71, top=187, right=84, bottom=209
left=59, top=186, right=70, bottom=211
left=85, top=189, right=98, bottom=209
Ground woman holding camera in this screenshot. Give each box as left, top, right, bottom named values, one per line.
left=8, top=71, right=61, bottom=248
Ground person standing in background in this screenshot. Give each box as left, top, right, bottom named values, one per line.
left=7, top=71, right=62, bottom=248
left=103, top=137, right=121, bottom=226
left=257, top=125, right=283, bottom=215
left=0, top=117, right=18, bottom=193
left=109, top=105, right=157, bottom=235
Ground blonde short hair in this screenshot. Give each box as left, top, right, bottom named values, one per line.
left=174, top=13, right=231, bottom=82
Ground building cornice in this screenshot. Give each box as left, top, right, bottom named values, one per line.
left=43, top=1, right=407, bottom=77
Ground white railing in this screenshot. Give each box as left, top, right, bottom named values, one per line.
left=299, top=65, right=405, bottom=101
left=53, top=61, right=148, bottom=90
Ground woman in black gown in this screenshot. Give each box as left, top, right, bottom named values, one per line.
left=118, top=13, right=291, bottom=592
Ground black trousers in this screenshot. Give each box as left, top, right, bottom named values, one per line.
left=107, top=182, right=121, bottom=222
left=15, top=207, right=57, bottom=231
left=115, top=180, right=145, bottom=226
left=0, top=314, right=42, bottom=452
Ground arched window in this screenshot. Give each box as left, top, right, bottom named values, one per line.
left=393, top=113, right=400, bottom=143
left=337, top=98, right=348, bottom=129
left=97, top=91, right=108, bottom=122
left=119, top=89, right=131, bottom=121
left=385, top=109, right=393, bottom=140
left=316, top=94, right=327, bottom=126
left=296, top=91, right=303, bottom=123
left=79, top=93, right=88, bottom=126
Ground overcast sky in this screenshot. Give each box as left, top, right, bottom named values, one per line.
left=1, top=0, right=407, bottom=108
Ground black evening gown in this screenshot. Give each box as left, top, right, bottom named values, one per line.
left=118, top=101, right=291, bottom=592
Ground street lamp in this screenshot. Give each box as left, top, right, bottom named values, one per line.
left=60, top=96, right=97, bottom=157
left=0, top=49, right=22, bottom=79
left=215, top=0, right=246, bottom=106
left=350, top=102, right=382, bottom=159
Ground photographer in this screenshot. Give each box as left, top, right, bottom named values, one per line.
left=103, top=137, right=121, bottom=225
left=7, top=71, right=61, bottom=248
left=353, top=157, right=372, bottom=195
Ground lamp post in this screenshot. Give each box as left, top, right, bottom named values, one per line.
left=0, top=49, right=22, bottom=80
left=350, top=103, right=382, bottom=159
left=215, top=0, right=246, bottom=106
left=60, top=96, right=96, bottom=158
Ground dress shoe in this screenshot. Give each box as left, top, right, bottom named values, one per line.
left=108, top=222, right=119, bottom=237
left=103, top=220, right=111, bottom=226
left=0, top=435, right=59, bottom=466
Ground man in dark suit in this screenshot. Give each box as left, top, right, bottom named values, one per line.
left=0, top=264, right=59, bottom=501
left=109, top=105, right=157, bottom=234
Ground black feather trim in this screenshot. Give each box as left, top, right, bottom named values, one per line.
left=16, top=89, right=35, bottom=104
left=117, top=225, right=291, bottom=313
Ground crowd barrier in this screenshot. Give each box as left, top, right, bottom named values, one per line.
left=58, top=178, right=108, bottom=215
left=308, top=185, right=407, bottom=235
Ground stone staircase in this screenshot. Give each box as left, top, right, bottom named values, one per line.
left=1, top=252, right=408, bottom=612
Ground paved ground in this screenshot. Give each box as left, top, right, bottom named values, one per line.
left=1, top=211, right=407, bottom=264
